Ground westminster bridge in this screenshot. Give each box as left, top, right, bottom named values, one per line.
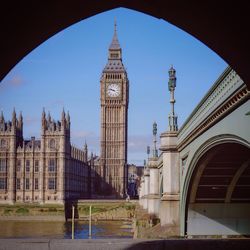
left=139, top=66, right=250, bottom=236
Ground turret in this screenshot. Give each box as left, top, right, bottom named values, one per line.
left=108, top=19, right=122, bottom=60
left=61, top=108, right=66, bottom=127
left=18, top=111, right=23, bottom=130
left=0, top=111, right=4, bottom=123
left=0, top=111, right=4, bottom=131
left=12, top=108, right=16, bottom=130
left=47, top=111, right=51, bottom=123
left=41, top=108, right=46, bottom=131
left=66, top=111, right=70, bottom=129
left=90, top=152, right=94, bottom=167
left=84, top=141, right=88, bottom=162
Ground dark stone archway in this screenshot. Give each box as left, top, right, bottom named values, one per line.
left=1, top=1, right=250, bottom=89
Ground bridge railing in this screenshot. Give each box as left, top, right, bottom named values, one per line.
left=177, top=66, right=244, bottom=146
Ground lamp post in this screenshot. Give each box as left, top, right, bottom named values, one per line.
left=72, top=205, right=75, bottom=239
left=89, top=205, right=92, bottom=239
left=168, top=65, right=178, bottom=131
left=147, top=146, right=150, bottom=160
left=152, top=122, right=158, bottom=157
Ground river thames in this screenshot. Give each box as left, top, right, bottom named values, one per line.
left=0, top=220, right=133, bottom=239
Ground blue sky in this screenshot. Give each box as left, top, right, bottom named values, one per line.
left=0, top=8, right=227, bottom=165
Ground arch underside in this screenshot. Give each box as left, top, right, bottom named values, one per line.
left=187, top=143, right=250, bottom=235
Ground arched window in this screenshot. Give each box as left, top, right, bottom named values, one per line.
left=48, top=159, right=56, bottom=172
left=49, top=139, right=55, bottom=149
left=0, top=159, right=6, bottom=172
left=0, top=139, right=6, bottom=148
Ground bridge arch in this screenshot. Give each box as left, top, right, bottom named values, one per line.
left=181, top=134, right=250, bottom=236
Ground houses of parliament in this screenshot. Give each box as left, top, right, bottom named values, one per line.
left=0, top=23, right=130, bottom=204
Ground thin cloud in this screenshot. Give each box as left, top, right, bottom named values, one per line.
left=128, top=135, right=151, bottom=153
left=9, top=75, right=23, bottom=86
left=128, top=134, right=160, bottom=159
left=0, top=74, right=25, bottom=90
left=71, top=130, right=95, bottom=138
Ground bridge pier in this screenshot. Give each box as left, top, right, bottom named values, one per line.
left=138, top=176, right=144, bottom=207
left=159, top=131, right=180, bottom=236
left=142, top=167, right=149, bottom=210
left=147, top=157, right=160, bottom=216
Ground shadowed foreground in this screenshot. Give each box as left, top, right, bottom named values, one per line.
left=0, top=239, right=250, bottom=250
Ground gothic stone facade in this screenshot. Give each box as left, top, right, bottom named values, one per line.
left=0, top=109, right=90, bottom=204
left=99, top=24, right=129, bottom=197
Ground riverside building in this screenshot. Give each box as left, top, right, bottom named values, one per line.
left=0, top=109, right=92, bottom=204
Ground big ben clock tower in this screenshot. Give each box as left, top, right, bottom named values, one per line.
left=100, top=22, right=129, bottom=197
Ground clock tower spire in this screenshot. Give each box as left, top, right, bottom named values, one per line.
left=100, top=21, right=129, bottom=198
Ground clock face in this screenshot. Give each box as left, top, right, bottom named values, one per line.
left=107, top=83, right=121, bottom=97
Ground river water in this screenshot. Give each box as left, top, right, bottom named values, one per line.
left=0, top=220, right=133, bottom=239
